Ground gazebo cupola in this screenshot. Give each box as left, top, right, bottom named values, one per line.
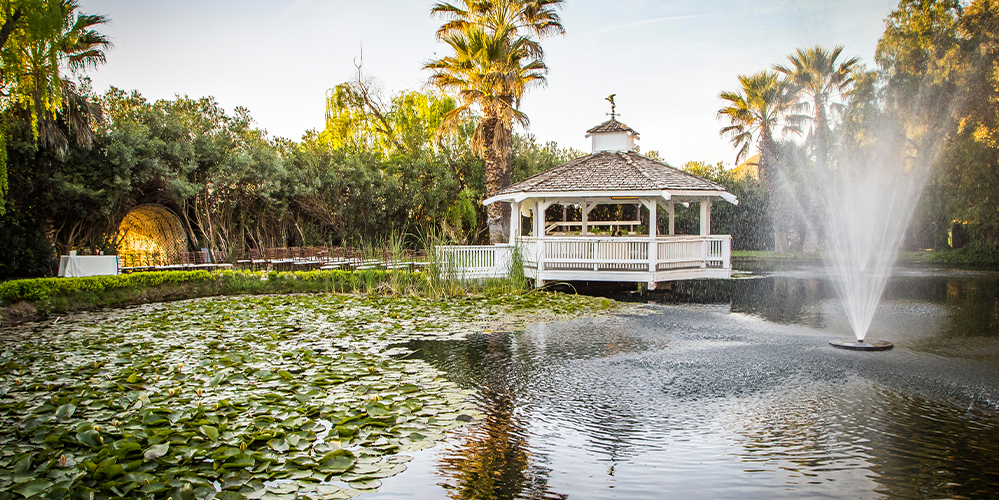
left=585, top=99, right=639, bottom=152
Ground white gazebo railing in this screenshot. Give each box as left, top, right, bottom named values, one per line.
left=657, top=236, right=731, bottom=271
left=435, top=235, right=731, bottom=286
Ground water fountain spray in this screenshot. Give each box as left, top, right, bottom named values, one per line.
left=814, top=131, right=932, bottom=351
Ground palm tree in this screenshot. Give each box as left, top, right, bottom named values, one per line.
left=0, top=0, right=109, bottom=212
left=427, top=0, right=564, bottom=244
left=432, top=0, right=565, bottom=43
left=718, top=70, right=806, bottom=253
left=776, top=45, right=859, bottom=252
left=25, top=1, right=110, bottom=152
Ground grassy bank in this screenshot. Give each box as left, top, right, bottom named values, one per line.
left=0, top=268, right=529, bottom=326
left=732, top=249, right=996, bottom=271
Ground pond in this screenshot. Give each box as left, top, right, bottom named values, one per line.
left=2, top=266, right=998, bottom=499
left=367, top=266, right=999, bottom=499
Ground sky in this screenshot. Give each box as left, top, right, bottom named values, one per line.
left=80, top=0, right=900, bottom=167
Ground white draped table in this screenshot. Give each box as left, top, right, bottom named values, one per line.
left=58, top=255, right=119, bottom=277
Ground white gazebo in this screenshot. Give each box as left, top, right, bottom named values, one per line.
left=438, top=118, right=737, bottom=289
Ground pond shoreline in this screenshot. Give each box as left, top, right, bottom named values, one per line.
left=0, top=269, right=526, bottom=327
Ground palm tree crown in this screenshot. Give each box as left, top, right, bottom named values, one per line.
left=775, top=45, right=859, bottom=148
left=426, top=25, right=546, bottom=156
left=425, top=0, right=564, bottom=243
left=718, top=70, right=805, bottom=165
left=432, top=0, right=565, bottom=43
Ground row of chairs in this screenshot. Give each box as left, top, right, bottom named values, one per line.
left=235, top=246, right=430, bottom=272
left=119, top=249, right=234, bottom=273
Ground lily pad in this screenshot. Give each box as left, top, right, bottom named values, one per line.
left=54, top=403, right=77, bottom=419
left=76, top=429, right=102, bottom=448
left=143, top=443, right=169, bottom=460
left=12, top=479, right=53, bottom=498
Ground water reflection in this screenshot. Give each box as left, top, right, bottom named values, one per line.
left=734, top=381, right=999, bottom=498
left=433, top=333, right=565, bottom=500
left=438, top=387, right=565, bottom=500
left=652, top=269, right=999, bottom=345
left=393, top=268, right=999, bottom=498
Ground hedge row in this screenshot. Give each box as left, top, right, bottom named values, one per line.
left=0, top=269, right=409, bottom=305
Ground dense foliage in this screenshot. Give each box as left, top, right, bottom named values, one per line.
left=0, top=82, right=573, bottom=279
left=0, top=0, right=110, bottom=213
left=6, top=0, right=999, bottom=279
left=712, top=0, right=999, bottom=263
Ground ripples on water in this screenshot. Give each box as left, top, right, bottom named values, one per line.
left=368, top=270, right=999, bottom=499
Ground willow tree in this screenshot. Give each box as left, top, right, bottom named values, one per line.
left=0, top=0, right=110, bottom=214
left=776, top=45, right=860, bottom=251
left=426, top=0, right=564, bottom=243
left=718, top=71, right=806, bottom=252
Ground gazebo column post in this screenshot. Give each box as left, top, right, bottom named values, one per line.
left=646, top=199, right=657, bottom=275
left=700, top=199, right=712, bottom=236
left=581, top=200, right=590, bottom=235
left=533, top=199, right=552, bottom=288
left=700, top=199, right=712, bottom=270
left=668, top=201, right=675, bottom=236
left=533, top=200, right=541, bottom=238
left=510, top=201, right=520, bottom=243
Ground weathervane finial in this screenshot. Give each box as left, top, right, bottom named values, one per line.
left=606, top=94, right=617, bottom=120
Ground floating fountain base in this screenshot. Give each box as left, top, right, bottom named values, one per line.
left=829, top=340, right=893, bottom=351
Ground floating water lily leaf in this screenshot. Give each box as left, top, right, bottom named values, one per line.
left=54, top=403, right=76, bottom=419
left=200, top=425, right=219, bottom=441
left=143, top=443, right=169, bottom=460
left=141, top=482, right=170, bottom=494
left=365, top=402, right=389, bottom=416
left=316, top=449, right=355, bottom=474
left=216, top=492, right=247, bottom=500
left=12, top=479, right=53, bottom=498
left=224, top=453, right=255, bottom=469
left=76, top=429, right=102, bottom=448
left=94, top=463, right=123, bottom=480
left=208, top=372, right=226, bottom=387
left=266, top=438, right=288, bottom=453
left=346, top=479, right=381, bottom=490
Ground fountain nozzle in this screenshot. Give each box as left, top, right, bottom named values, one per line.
left=829, top=339, right=893, bottom=351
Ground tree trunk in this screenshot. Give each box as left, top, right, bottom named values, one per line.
left=0, top=8, right=23, bottom=53
left=482, top=118, right=512, bottom=244
left=760, top=134, right=798, bottom=253
left=801, top=98, right=828, bottom=253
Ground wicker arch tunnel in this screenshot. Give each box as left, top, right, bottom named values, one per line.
left=116, top=204, right=188, bottom=267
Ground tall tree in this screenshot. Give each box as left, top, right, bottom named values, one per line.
left=718, top=70, right=806, bottom=252
left=0, top=0, right=109, bottom=213
left=776, top=45, right=860, bottom=252
left=426, top=0, right=564, bottom=244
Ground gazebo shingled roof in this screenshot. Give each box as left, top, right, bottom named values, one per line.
left=585, top=118, right=639, bottom=135
left=494, top=150, right=728, bottom=197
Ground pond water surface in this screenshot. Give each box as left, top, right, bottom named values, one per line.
left=370, top=266, right=999, bottom=499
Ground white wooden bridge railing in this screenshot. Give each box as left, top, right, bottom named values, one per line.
left=435, top=245, right=513, bottom=278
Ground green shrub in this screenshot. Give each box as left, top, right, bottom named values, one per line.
left=0, top=270, right=215, bottom=303
left=0, top=211, right=56, bottom=279
left=929, top=241, right=999, bottom=270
